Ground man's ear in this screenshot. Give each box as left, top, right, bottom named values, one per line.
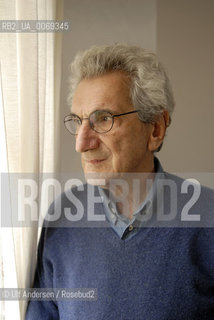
left=148, top=111, right=170, bottom=152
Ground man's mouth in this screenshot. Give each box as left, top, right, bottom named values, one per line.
left=85, top=159, right=106, bottom=164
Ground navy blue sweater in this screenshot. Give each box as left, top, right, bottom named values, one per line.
left=26, top=174, right=214, bottom=319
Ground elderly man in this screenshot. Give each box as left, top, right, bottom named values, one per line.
left=26, top=44, right=214, bottom=319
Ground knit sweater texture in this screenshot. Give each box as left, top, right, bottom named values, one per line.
left=26, top=172, right=214, bottom=320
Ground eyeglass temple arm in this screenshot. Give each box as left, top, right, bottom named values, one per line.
left=112, top=110, right=139, bottom=118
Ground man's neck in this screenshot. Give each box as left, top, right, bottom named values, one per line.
left=105, top=158, right=155, bottom=220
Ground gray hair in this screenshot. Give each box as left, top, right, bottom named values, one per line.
left=67, top=43, right=175, bottom=124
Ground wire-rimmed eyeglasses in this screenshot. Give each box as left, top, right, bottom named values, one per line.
left=64, top=109, right=140, bottom=135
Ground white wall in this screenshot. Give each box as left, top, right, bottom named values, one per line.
left=157, top=0, right=214, bottom=177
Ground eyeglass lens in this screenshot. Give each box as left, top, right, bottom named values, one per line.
left=64, top=110, right=114, bottom=134
left=90, top=110, right=113, bottom=133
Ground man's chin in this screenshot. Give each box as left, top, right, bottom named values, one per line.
left=84, top=171, right=119, bottom=187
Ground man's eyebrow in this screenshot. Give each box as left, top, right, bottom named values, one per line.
left=95, top=108, right=114, bottom=114
left=70, top=111, right=80, bottom=116
left=71, top=108, right=117, bottom=118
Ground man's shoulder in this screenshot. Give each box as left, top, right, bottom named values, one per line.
left=49, top=183, right=93, bottom=209
left=163, top=171, right=214, bottom=198
left=161, top=171, right=214, bottom=227
left=43, top=183, right=105, bottom=229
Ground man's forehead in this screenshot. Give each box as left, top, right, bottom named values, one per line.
left=71, top=72, right=132, bottom=115
left=74, top=72, right=129, bottom=94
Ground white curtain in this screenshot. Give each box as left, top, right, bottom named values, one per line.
left=0, top=0, right=63, bottom=318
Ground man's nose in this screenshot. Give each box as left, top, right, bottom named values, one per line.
left=75, top=121, right=99, bottom=153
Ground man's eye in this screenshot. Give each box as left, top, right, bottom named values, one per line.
left=98, top=115, right=110, bottom=122
left=73, top=118, right=81, bottom=125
